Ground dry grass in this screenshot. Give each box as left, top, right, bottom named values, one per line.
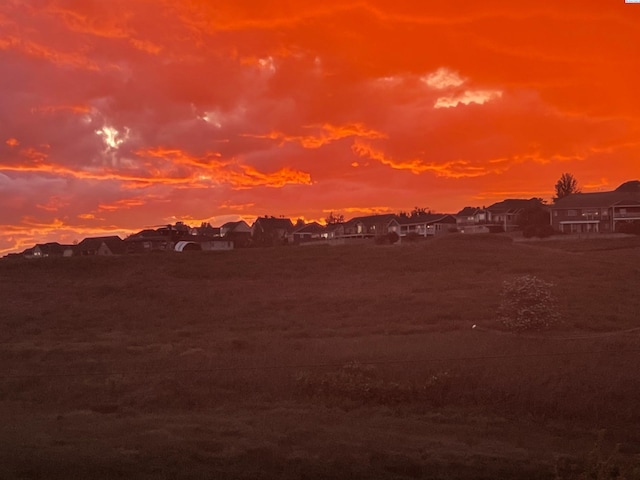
left=1, top=233, right=640, bottom=478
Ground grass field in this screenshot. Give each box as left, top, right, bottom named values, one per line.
left=1, top=233, right=640, bottom=479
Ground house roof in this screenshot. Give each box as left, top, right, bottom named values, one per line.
left=77, top=236, right=126, bottom=254
left=345, top=213, right=397, bottom=227
left=487, top=198, right=542, bottom=214
left=252, top=217, right=294, bottom=231
left=34, top=242, right=69, bottom=255
left=221, top=220, right=250, bottom=231
left=392, top=213, right=456, bottom=226
left=615, top=180, right=640, bottom=193
left=553, top=186, right=640, bottom=209
left=292, top=222, right=324, bottom=234
left=456, top=207, right=484, bottom=217
left=324, top=222, right=344, bottom=233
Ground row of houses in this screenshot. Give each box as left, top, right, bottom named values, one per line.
left=10, top=180, right=640, bottom=258
left=446, top=180, right=640, bottom=235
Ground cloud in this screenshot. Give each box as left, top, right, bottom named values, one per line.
left=351, top=140, right=495, bottom=178
left=434, top=89, right=503, bottom=108
left=243, top=123, right=386, bottom=149
left=1, top=1, right=639, bottom=254
left=422, top=67, right=466, bottom=89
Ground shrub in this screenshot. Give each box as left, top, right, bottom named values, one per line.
left=616, top=221, right=640, bottom=235
left=537, top=224, right=555, bottom=238
left=523, top=225, right=537, bottom=238
left=497, top=275, right=560, bottom=331
left=523, top=225, right=555, bottom=239
left=374, top=232, right=400, bottom=245
left=387, top=231, right=400, bottom=244
left=404, top=232, right=422, bottom=242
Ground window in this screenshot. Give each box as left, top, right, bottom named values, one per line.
left=567, top=210, right=578, bottom=217
left=582, top=209, right=599, bottom=220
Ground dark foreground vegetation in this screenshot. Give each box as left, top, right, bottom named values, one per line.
left=1, top=234, right=640, bottom=479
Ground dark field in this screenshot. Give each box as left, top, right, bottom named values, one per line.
left=1, top=234, right=640, bottom=479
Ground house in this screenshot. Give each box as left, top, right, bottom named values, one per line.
left=486, top=198, right=544, bottom=232
left=200, top=239, right=234, bottom=251
left=342, top=214, right=396, bottom=238
left=179, top=235, right=234, bottom=252
left=289, top=222, right=325, bottom=244
left=322, top=222, right=345, bottom=240
left=388, top=214, right=457, bottom=238
left=550, top=180, right=640, bottom=234
left=124, top=229, right=174, bottom=253
left=456, top=207, right=488, bottom=226
left=76, top=236, right=126, bottom=256
left=455, top=207, right=492, bottom=233
left=251, top=217, right=294, bottom=246
left=30, top=242, right=75, bottom=258
left=220, top=220, right=251, bottom=247
left=193, top=223, right=221, bottom=237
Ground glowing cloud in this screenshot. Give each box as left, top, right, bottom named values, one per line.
left=246, top=123, right=386, bottom=149
left=352, top=141, right=493, bottom=178
left=422, top=67, right=466, bottom=89
left=434, top=90, right=503, bottom=109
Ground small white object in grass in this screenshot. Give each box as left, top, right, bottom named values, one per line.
left=472, top=324, right=477, bottom=329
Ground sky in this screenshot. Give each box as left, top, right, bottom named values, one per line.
left=1, top=0, right=639, bottom=254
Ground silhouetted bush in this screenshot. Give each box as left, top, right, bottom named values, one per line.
left=497, top=275, right=560, bottom=331
left=523, top=225, right=555, bottom=239
left=537, top=225, right=555, bottom=238
left=616, top=221, right=640, bottom=235
left=403, top=232, right=422, bottom=242
left=388, top=231, right=400, bottom=244
left=523, top=225, right=537, bottom=238
left=374, top=232, right=400, bottom=245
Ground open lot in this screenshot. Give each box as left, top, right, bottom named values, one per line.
left=1, top=234, right=640, bottom=479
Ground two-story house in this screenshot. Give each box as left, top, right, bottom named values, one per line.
left=551, top=180, right=640, bottom=234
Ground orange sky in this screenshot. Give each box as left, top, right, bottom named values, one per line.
left=1, top=0, right=639, bottom=255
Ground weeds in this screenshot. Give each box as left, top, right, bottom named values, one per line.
left=294, top=361, right=455, bottom=407
left=498, top=275, right=561, bottom=331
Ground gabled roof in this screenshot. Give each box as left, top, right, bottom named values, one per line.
left=392, top=213, right=457, bottom=225
left=324, top=222, right=344, bottom=233
left=252, top=217, right=294, bottom=231
left=553, top=186, right=640, bottom=209
left=221, top=220, right=250, bottom=232
left=345, top=213, right=397, bottom=227
left=34, top=242, right=69, bottom=255
left=487, top=198, right=542, bottom=214
left=195, top=224, right=220, bottom=236
left=456, top=207, right=484, bottom=217
left=77, top=236, right=126, bottom=254
left=615, top=180, right=640, bottom=193
left=292, top=222, right=324, bottom=234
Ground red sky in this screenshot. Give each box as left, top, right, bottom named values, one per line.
left=1, top=0, right=639, bottom=254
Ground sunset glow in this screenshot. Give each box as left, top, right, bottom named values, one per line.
left=1, top=1, right=639, bottom=255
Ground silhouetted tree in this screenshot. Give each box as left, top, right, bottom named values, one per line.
left=518, top=204, right=553, bottom=238
left=554, top=173, right=580, bottom=202
left=399, top=207, right=432, bottom=218
left=325, top=212, right=344, bottom=224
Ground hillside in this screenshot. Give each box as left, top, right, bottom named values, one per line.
left=1, top=234, right=639, bottom=479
